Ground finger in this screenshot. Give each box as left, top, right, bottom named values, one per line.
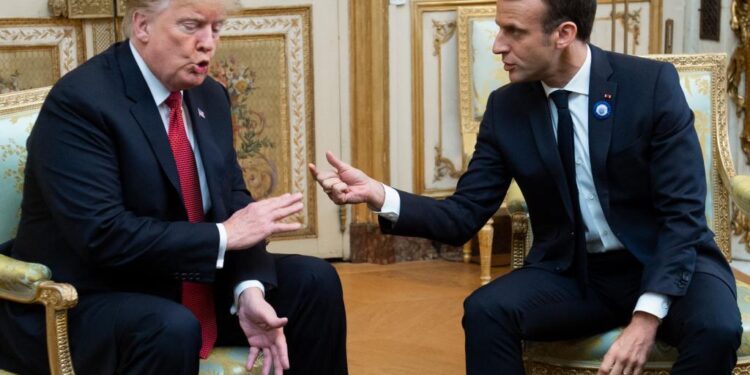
left=262, top=348, right=272, bottom=375
left=321, top=177, right=343, bottom=191
left=598, top=355, right=615, bottom=375
left=272, top=222, right=303, bottom=234
left=277, top=333, right=290, bottom=369
left=271, top=346, right=283, bottom=375
left=270, top=202, right=304, bottom=222
left=314, top=171, right=341, bottom=183
left=308, top=163, right=319, bottom=177
left=610, top=361, right=624, bottom=375
left=632, top=365, right=644, bottom=375
left=623, top=364, right=635, bottom=375
left=325, top=151, right=350, bottom=172
left=256, top=314, right=289, bottom=330
left=331, top=181, right=350, bottom=195
left=247, top=346, right=260, bottom=370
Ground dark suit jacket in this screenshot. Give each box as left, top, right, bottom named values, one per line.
left=9, top=41, right=276, bottom=301
left=382, top=45, right=734, bottom=298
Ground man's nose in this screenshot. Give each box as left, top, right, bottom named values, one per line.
left=196, top=26, right=217, bottom=53
left=492, top=32, right=508, bottom=55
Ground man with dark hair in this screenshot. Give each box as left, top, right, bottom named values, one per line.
left=310, top=0, right=741, bottom=374
left=0, top=1, right=347, bottom=374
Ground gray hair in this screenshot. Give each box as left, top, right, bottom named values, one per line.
left=121, top=0, right=239, bottom=38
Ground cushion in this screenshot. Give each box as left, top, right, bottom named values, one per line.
left=524, top=280, right=750, bottom=368
left=0, top=347, right=263, bottom=375
left=199, top=347, right=263, bottom=375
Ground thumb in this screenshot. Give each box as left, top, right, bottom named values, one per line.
left=325, top=151, right=350, bottom=172
left=262, top=315, right=288, bottom=329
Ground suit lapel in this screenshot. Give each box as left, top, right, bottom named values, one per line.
left=117, top=43, right=181, bottom=194
left=527, top=83, right=574, bottom=221
left=184, top=91, right=227, bottom=221
left=587, top=45, right=617, bottom=218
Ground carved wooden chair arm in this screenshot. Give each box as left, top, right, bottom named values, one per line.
left=506, top=181, right=530, bottom=270
left=0, top=254, right=77, bottom=375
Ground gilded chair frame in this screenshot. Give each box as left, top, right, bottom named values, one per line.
left=506, top=53, right=750, bottom=374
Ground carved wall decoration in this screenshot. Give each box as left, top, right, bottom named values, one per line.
left=66, top=0, right=114, bottom=19
left=88, top=19, right=117, bottom=55
left=0, top=20, right=84, bottom=92
left=216, top=7, right=316, bottom=239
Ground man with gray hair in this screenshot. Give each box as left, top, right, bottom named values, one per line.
left=0, top=1, right=347, bottom=374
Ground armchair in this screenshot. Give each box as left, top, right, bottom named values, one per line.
left=507, top=54, right=750, bottom=373
left=0, top=89, right=263, bottom=374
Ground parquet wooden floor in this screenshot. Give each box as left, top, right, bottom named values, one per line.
left=333, top=260, right=509, bottom=375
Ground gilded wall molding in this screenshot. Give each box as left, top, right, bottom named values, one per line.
left=221, top=7, right=317, bottom=238
left=48, top=0, right=114, bottom=19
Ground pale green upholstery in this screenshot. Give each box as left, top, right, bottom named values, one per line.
left=199, top=347, right=263, bottom=375
left=508, top=55, right=750, bottom=373
left=0, top=88, right=261, bottom=374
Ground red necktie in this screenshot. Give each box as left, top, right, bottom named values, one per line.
left=166, top=91, right=217, bottom=359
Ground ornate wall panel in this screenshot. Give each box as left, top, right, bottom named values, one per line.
left=412, top=0, right=493, bottom=197
left=593, top=0, right=663, bottom=55
left=67, top=0, right=114, bottom=18
left=0, top=19, right=84, bottom=93
left=216, top=7, right=316, bottom=239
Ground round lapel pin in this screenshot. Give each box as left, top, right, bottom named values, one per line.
left=593, top=100, right=611, bottom=120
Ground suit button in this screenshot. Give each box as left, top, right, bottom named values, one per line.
left=555, top=266, right=562, bottom=272
left=569, top=232, right=574, bottom=238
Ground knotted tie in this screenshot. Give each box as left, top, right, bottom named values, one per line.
left=166, top=91, right=217, bottom=359
left=549, top=90, right=588, bottom=289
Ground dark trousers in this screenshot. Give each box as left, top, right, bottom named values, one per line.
left=462, top=250, right=742, bottom=375
left=0, top=254, right=347, bottom=375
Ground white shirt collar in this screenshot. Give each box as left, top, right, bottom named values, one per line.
left=541, top=44, right=591, bottom=98
left=129, top=41, right=175, bottom=107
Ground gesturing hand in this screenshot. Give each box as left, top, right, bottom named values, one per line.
left=308, top=151, right=385, bottom=209
left=223, top=193, right=304, bottom=251
left=597, top=312, right=659, bottom=375
left=238, top=288, right=290, bottom=375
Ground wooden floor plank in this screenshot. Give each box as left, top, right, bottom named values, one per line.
left=334, top=260, right=509, bottom=375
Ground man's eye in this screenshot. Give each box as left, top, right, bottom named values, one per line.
left=180, top=22, right=199, bottom=31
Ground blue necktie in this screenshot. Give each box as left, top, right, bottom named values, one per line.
left=550, top=90, right=588, bottom=289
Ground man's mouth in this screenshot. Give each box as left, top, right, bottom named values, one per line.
left=194, top=61, right=209, bottom=74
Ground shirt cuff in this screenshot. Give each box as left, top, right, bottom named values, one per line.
left=230, top=280, right=266, bottom=315
left=373, top=184, right=400, bottom=222
left=633, top=292, right=671, bottom=320
left=215, top=223, right=227, bottom=269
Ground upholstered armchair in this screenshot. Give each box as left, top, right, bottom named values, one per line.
left=0, top=89, right=263, bottom=374
left=507, top=54, right=750, bottom=373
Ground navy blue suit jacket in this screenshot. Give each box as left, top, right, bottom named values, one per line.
left=9, top=41, right=277, bottom=301
left=382, top=45, right=734, bottom=298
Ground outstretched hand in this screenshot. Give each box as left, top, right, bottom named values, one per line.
left=308, top=151, right=385, bottom=209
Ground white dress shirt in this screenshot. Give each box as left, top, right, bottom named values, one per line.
left=377, top=46, right=670, bottom=320
left=129, top=43, right=264, bottom=312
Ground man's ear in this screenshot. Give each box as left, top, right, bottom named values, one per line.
left=132, top=11, right=151, bottom=43
left=555, top=21, right=578, bottom=49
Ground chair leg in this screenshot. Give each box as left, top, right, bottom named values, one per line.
left=478, top=218, right=494, bottom=285
left=462, top=242, right=471, bottom=263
